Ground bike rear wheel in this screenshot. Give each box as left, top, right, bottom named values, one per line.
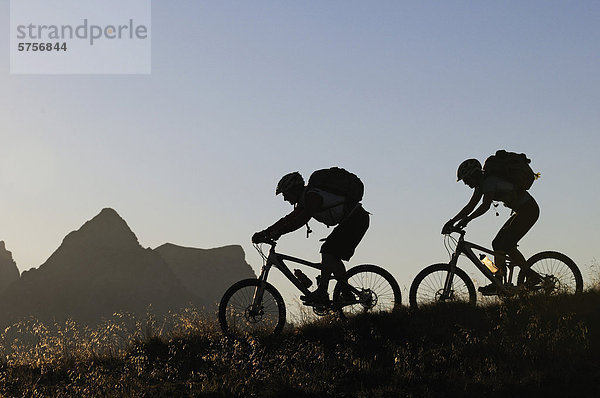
left=218, top=279, right=286, bottom=339
left=409, top=263, right=477, bottom=309
left=332, top=264, right=401, bottom=317
left=517, top=251, right=583, bottom=295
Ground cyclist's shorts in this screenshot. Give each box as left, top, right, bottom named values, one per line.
left=321, top=205, right=369, bottom=261
left=493, top=196, right=539, bottom=251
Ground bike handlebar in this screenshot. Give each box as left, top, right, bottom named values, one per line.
left=253, top=238, right=277, bottom=246
left=444, top=226, right=466, bottom=236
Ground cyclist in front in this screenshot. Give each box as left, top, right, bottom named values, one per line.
left=252, top=171, right=369, bottom=306
left=442, top=159, right=540, bottom=295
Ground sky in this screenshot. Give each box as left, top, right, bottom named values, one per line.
left=1, top=1, right=599, bottom=307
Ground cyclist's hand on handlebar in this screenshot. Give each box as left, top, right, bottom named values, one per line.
left=442, top=220, right=467, bottom=234
left=456, top=217, right=470, bottom=230
left=441, top=220, right=455, bottom=234
left=252, top=231, right=267, bottom=244
left=252, top=230, right=278, bottom=244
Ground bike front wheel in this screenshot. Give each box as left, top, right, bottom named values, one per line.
left=332, top=264, right=401, bottom=317
left=409, top=263, right=477, bottom=309
left=517, top=251, right=583, bottom=295
left=218, top=279, right=286, bottom=339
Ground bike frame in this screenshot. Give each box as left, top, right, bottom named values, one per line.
left=251, top=242, right=361, bottom=310
left=258, top=244, right=322, bottom=296
left=444, top=230, right=515, bottom=297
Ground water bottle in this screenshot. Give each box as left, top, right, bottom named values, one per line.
left=479, top=254, right=499, bottom=274
left=294, top=269, right=313, bottom=288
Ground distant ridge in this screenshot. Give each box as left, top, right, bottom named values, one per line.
left=155, top=243, right=255, bottom=307
left=0, top=208, right=255, bottom=326
left=0, top=241, right=20, bottom=293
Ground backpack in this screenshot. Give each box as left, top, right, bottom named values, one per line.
left=307, top=167, right=364, bottom=204
left=483, top=150, right=537, bottom=191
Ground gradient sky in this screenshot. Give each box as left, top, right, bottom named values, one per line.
left=1, top=1, right=599, bottom=306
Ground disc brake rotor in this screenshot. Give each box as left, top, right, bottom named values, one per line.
left=244, top=306, right=264, bottom=323
left=358, top=289, right=377, bottom=310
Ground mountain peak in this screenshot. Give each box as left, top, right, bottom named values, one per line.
left=98, top=207, right=121, bottom=218
left=0, top=210, right=257, bottom=325
left=60, top=208, right=141, bottom=251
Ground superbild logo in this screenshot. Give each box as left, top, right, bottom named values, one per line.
left=10, top=0, right=152, bottom=74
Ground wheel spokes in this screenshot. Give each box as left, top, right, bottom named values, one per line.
left=530, top=258, right=578, bottom=294
left=417, top=271, right=471, bottom=304
left=225, top=286, right=281, bottom=336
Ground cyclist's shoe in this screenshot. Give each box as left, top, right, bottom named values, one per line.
left=478, top=283, right=499, bottom=296
left=340, top=289, right=356, bottom=302
left=300, top=290, right=330, bottom=306
left=523, top=269, right=543, bottom=289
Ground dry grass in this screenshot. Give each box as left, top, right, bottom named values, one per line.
left=0, top=290, right=599, bottom=397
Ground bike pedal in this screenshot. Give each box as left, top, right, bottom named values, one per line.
left=478, top=284, right=499, bottom=296
left=300, top=290, right=330, bottom=306
left=301, top=297, right=330, bottom=306
left=311, top=305, right=331, bottom=317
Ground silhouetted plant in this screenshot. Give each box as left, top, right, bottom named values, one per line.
left=0, top=291, right=599, bottom=397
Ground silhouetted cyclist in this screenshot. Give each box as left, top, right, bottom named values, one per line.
left=442, top=158, right=540, bottom=295
left=252, top=170, right=370, bottom=305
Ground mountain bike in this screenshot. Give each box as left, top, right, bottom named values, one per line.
left=219, top=239, right=401, bottom=339
left=409, top=227, right=583, bottom=309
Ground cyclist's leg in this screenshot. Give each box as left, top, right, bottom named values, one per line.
left=319, top=206, right=370, bottom=291
left=493, top=214, right=516, bottom=272
left=320, top=253, right=345, bottom=291
left=493, top=197, right=540, bottom=280
left=301, top=254, right=347, bottom=304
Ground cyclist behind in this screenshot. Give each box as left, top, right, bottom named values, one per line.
left=442, top=159, right=540, bottom=295
left=252, top=171, right=369, bottom=305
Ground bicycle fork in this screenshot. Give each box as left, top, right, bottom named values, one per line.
left=249, top=264, right=272, bottom=316
left=440, top=254, right=461, bottom=301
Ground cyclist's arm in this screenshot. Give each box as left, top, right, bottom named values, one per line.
left=264, top=192, right=322, bottom=238
left=449, top=188, right=483, bottom=224
left=463, top=192, right=494, bottom=223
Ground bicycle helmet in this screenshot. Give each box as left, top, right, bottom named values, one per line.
left=276, top=172, right=305, bottom=195
left=457, top=159, right=482, bottom=181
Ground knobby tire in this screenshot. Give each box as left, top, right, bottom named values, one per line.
left=409, top=263, right=477, bottom=309
left=332, top=264, right=402, bottom=317
left=218, top=279, right=286, bottom=339
left=517, top=251, right=583, bottom=295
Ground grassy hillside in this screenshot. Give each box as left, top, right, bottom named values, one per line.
left=1, top=290, right=599, bottom=397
